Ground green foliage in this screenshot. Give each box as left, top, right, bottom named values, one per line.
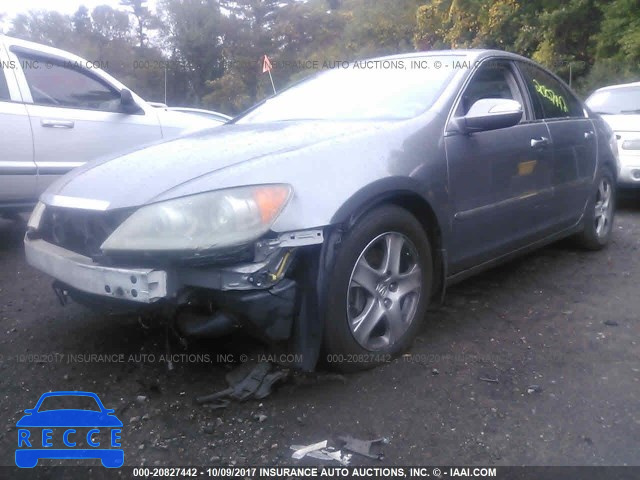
left=4, top=0, right=640, bottom=112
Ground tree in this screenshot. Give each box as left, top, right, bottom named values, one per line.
left=119, top=0, right=156, bottom=47
left=415, top=0, right=521, bottom=50
left=530, top=0, right=605, bottom=82
left=9, top=11, right=75, bottom=50
left=595, top=0, right=640, bottom=64
left=204, top=0, right=296, bottom=110
left=157, top=0, right=226, bottom=105
left=72, top=6, right=92, bottom=36
left=91, top=5, right=132, bottom=42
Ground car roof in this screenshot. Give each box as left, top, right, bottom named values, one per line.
left=1, top=35, right=86, bottom=63
left=591, top=81, right=640, bottom=93
left=370, top=49, right=533, bottom=64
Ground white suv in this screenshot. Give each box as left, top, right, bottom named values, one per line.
left=586, top=82, right=640, bottom=186
left=0, top=35, right=225, bottom=214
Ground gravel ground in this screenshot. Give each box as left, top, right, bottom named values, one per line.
left=1, top=194, right=639, bottom=472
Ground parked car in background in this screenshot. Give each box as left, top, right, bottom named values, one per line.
left=0, top=35, right=223, bottom=215
left=25, top=50, right=619, bottom=371
left=161, top=106, right=231, bottom=123
left=586, top=82, right=640, bottom=186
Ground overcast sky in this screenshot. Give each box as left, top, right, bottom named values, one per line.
left=1, top=0, right=158, bottom=20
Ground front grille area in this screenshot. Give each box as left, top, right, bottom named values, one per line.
left=40, top=207, right=134, bottom=258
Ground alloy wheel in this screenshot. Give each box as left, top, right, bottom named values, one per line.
left=594, top=177, right=613, bottom=239
left=346, top=232, right=422, bottom=351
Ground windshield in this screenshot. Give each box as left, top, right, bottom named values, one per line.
left=586, top=86, right=640, bottom=114
left=238, top=55, right=463, bottom=123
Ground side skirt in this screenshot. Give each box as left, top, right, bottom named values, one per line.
left=444, top=221, right=584, bottom=288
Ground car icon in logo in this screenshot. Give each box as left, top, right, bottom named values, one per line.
left=15, top=391, right=123, bottom=468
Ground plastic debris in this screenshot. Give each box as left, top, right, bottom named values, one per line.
left=290, top=443, right=351, bottom=465
left=255, top=370, right=289, bottom=399
left=291, top=440, right=327, bottom=460
left=196, top=362, right=290, bottom=407
left=337, top=436, right=389, bottom=460
left=527, top=385, right=543, bottom=394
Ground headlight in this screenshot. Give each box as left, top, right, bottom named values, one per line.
left=101, top=185, right=292, bottom=253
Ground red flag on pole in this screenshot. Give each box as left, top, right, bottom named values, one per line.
left=262, top=55, right=273, bottom=74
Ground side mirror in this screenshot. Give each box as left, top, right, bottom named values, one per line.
left=120, top=88, right=140, bottom=113
left=452, top=98, right=523, bottom=134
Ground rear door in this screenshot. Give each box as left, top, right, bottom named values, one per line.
left=517, top=62, right=596, bottom=228
left=7, top=45, right=163, bottom=197
left=446, top=59, right=555, bottom=272
left=0, top=41, right=36, bottom=207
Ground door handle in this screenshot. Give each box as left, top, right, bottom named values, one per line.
left=584, top=131, right=595, bottom=140
left=41, top=119, right=75, bottom=129
left=530, top=137, right=550, bottom=149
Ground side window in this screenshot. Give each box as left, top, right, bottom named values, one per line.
left=0, top=68, right=10, bottom=101
left=13, top=52, right=121, bottom=112
left=457, top=62, right=523, bottom=117
left=518, top=62, right=583, bottom=119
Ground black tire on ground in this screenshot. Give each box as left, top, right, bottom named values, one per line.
left=575, top=166, right=616, bottom=250
left=323, top=205, right=433, bottom=372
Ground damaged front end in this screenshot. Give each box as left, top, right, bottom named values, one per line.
left=24, top=199, right=328, bottom=369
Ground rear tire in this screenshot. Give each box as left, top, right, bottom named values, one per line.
left=323, top=205, right=433, bottom=372
left=575, top=166, right=616, bottom=250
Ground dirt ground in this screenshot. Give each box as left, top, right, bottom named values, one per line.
left=1, top=193, right=639, bottom=473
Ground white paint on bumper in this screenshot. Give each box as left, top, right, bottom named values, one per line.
left=24, top=237, right=168, bottom=303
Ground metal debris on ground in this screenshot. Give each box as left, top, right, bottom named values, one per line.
left=337, top=436, right=389, bottom=460
left=195, top=362, right=290, bottom=407
left=527, top=385, right=543, bottom=394
left=479, top=377, right=499, bottom=383
left=291, top=440, right=328, bottom=460
left=290, top=442, right=351, bottom=465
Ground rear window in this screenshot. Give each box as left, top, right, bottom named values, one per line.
left=586, top=87, right=640, bottom=115
left=518, top=62, right=584, bottom=119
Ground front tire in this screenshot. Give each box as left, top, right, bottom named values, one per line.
left=575, top=166, right=616, bottom=250
left=323, top=205, right=433, bottom=371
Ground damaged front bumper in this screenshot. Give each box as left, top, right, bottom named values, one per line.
left=24, top=228, right=324, bottom=342
left=25, top=238, right=168, bottom=303
left=25, top=229, right=323, bottom=303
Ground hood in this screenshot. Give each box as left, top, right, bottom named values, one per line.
left=599, top=114, right=640, bottom=133
left=41, top=121, right=386, bottom=210
left=155, top=108, right=223, bottom=135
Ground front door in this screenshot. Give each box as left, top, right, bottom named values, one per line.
left=8, top=45, right=163, bottom=197
left=0, top=42, right=35, bottom=208
left=446, top=59, right=554, bottom=273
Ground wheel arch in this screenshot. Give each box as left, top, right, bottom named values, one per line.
left=330, top=178, right=447, bottom=303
